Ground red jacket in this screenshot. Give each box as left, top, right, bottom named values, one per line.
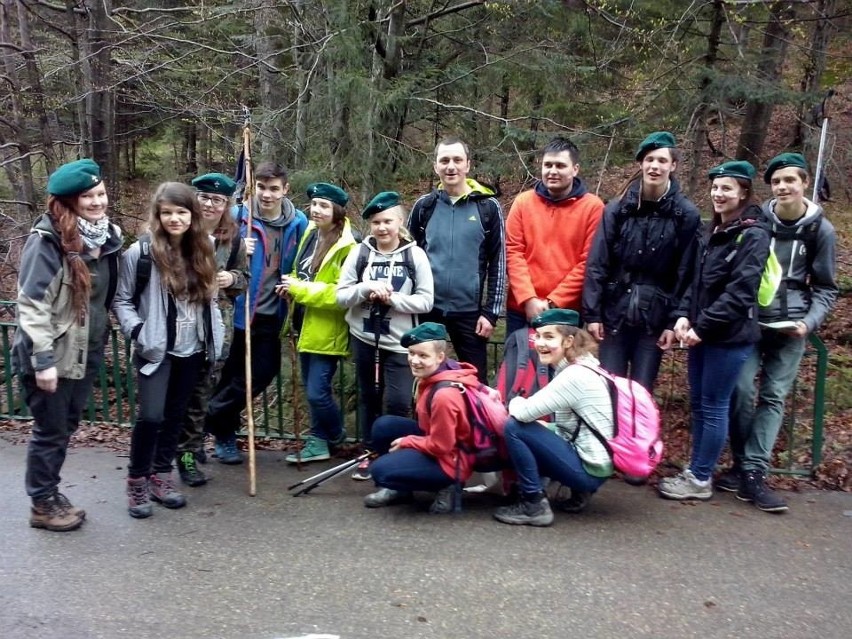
left=506, top=182, right=604, bottom=313
left=397, top=363, right=479, bottom=482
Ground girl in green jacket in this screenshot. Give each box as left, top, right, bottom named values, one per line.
left=278, top=183, right=356, bottom=463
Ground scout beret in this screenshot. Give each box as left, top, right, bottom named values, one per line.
left=191, top=173, right=237, bottom=197
left=307, top=182, right=349, bottom=207
left=530, top=308, right=581, bottom=329
left=763, top=152, right=808, bottom=184
left=635, top=132, right=676, bottom=161
left=708, top=160, right=756, bottom=182
left=400, top=322, right=449, bottom=348
left=362, top=191, right=402, bottom=219
left=46, top=159, right=102, bottom=196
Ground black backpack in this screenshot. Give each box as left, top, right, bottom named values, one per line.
left=410, top=190, right=499, bottom=243
left=132, top=232, right=241, bottom=306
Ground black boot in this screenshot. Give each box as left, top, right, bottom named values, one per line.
left=736, top=469, right=788, bottom=513
left=177, top=451, right=208, bottom=487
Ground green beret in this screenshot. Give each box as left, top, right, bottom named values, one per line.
left=708, top=160, right=756, bottom=182
left=764, top=152, right=808, bottom=184
left=400, top=322, right=449, bottom=348
left=192, top=173, right=236, bottom=197
left=362, top=191, right=402, bottom=219
left=47, top=159, right=102, bottom=197
left=635, top=131, right=676, bottom=161
left=307, top=182, right=349, bottom=207
left=530, top=308, right=580, bottom=329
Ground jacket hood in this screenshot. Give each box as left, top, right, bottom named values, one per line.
left=420, top=361, right=480, bottom=391
left=255, top=197, right=296, bottom=227
left=713, top=203, right=767, bottom=239
left=763, top=197, right=823, bottom=227
left=620, top=175, right=686, bottom=209
left=362, top=236, right=415, bottom=256
left=534, top=176, right=588, bottom=203
left=32, top=214, right=60, bottom=242
left=438, top=178, right=499, bottom=200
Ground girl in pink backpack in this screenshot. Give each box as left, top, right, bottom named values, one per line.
left=494, top=309, right=615, bottom=527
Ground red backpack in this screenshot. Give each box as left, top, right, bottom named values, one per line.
left=496, top=328, right=550, bottom=406
left=571, top=364, right=664, bottom=484
left=426, top=380, right=509, bottom=472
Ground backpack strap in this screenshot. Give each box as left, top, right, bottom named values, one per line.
left=225, top=232, right=242, bottom=272
left=132, top=233, right=152, bottom=308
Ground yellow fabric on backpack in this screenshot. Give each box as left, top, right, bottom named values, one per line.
left=736, top=233, right=782, bottom=307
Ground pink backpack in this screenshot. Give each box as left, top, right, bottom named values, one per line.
left=573, top=364, right=663, bottom=484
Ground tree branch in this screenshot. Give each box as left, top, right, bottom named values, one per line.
left=407, top=1, right=486, bottom=27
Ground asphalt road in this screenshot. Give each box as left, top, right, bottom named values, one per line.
left=1, top=440, right=850, bottom=639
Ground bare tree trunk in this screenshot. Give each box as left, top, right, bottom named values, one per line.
left=736, top=6, right=791, bottom=164
left=66, top=0, right=88, bottom=160
left=292, top=0, right=309, bottom=169
left=793, top=0, right=837, bottom=149
left=687, top=0, right=724, bottom=198
left=0, top=0, right=35, bottom=215
left=254, top=1, right=286, bottom=161
left=184, top=121, right=198, bottom=175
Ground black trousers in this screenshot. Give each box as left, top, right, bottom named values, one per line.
left=422, top=309, right=489, bottom=384
left=128, top=352, right=206, bottom=478
left=23, top=367, right=98, bottom=500
left=205, top=314, right=283, bottom=439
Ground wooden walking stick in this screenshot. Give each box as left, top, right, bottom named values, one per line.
left=241, top=106, right=258, bottom=496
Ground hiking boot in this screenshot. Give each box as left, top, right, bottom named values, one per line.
left=429, top=486, right=456, bottom=514
left=149, top=472, right=187, bottom=509
left=350, top=458, right=372, bottom=481
left=195, top=447, right=208, bottom=465
left=657, top=469, right=713, bottom=501
left=285, top=436, right=330, bottom=464
left=715, top=467, right=741, bottom=493
left=737, top=469, right=789, bottom=513
left=214, top=435, right=243, bottom=465
left=493, top=494, right=554, bottom=527
left=554, top=490, right=591, bottom=514
left=364, top=488, right=413, bottom=509
left=127, top=477, right=153, bottom=519
left=177, top=451, right=208, bottom=487
left=30, top=493, right=84, bottom=532
left=56, top=492, right=86, bottom=520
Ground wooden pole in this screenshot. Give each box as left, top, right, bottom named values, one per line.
left=241, top=106, right=257, bottom=496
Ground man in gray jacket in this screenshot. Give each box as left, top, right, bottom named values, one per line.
left=724, top=153, right=838, bottom=513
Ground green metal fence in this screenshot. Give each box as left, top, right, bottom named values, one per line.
left=0, top=302, right=830, bottom=476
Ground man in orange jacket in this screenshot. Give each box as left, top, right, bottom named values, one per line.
left=505, top=138, right=604, bottom=335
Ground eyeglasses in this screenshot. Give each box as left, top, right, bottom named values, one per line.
left=196, top=193, right=228, bottom=207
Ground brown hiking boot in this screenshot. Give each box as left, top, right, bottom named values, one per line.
left=127, top=476, right=153, bottom=519
left=149, top=472, right=187, bottom=509
left=30, top=493, right=84, bottom=532
left=56, top=492, right=86, bottom=520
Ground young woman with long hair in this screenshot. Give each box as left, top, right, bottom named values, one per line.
left=12, top=159, right=123, bottom=531
left=659, top=161, right=770, bottom=502
left=113, top=182, right=224, bottom=518
left=583, top=131, right=702, bottom=391
left=492, top=309, right=615, bottom=527
left=278, top=182, right=356, bottom=464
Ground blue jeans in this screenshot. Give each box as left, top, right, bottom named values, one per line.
left=351, top=338, right=413, bottom=447
left=686, top=342, right=754, bottom=481
left=729, top=331, right=806, bottom=472
left=504, top=417, right=607, bottom=497
left=598, top=325, right=664, bottom=391
left=369, top=415, right=454, bottom=492
left=299, top=352, right=343, bottom=442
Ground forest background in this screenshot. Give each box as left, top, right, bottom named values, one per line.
left=0, top=0, right=849, bottom=488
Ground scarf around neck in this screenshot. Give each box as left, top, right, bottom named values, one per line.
left=77, top=216, right=111, bottom=250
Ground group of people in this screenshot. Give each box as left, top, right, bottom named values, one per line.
left=12, top=131, right=837, bottom=532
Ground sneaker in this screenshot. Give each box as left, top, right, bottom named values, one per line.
left=195, top=447, right=208, bottom=465
left=148, top=472, right=187, bottom=509
left=715, top=467, right=741, bottom=493
left=364, top=488, right=413, bottom=509
left=177, top=451, right=208, bottom=487
left=285, top=436, right=330, bottom=464
left=214, top=435, right=243, bottom=465
left=329, top=430, right=347, bottom=450
left=657, top=469, right=713, bottom=501
left=350, top=458, right=372, bottom=481
left=493, top=494, right=554, bottom=527
left=429, top=486, right=456, bottom=514
left=30, top=492, right=84, bottom=532
left=737, top=469, right=788, bottom=513
left=127, top=477, right=153, bottom=519
left=55, top=492, right=86, bottom=520
left=554, top=490, right=591, bottom=514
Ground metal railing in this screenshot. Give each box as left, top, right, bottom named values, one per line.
left=0, top=303, right=830, bottom=476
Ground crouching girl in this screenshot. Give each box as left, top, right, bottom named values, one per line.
left=113, top=182, right=223, bottom=518
left=494, top=309, right=614, bottom=527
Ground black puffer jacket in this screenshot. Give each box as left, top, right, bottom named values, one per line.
left=679, top=204, right=771, bottom=345
left=582, top=177, right=701, bottom=334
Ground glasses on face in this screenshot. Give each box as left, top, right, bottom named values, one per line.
left=196, top=192, right=228, bottom=207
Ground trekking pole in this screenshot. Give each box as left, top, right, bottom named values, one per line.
left=241, top=106, right=258, bottom=496
left=288, top=451, right=374, bottom=497
left=812, top=89, right=833, bottom=205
